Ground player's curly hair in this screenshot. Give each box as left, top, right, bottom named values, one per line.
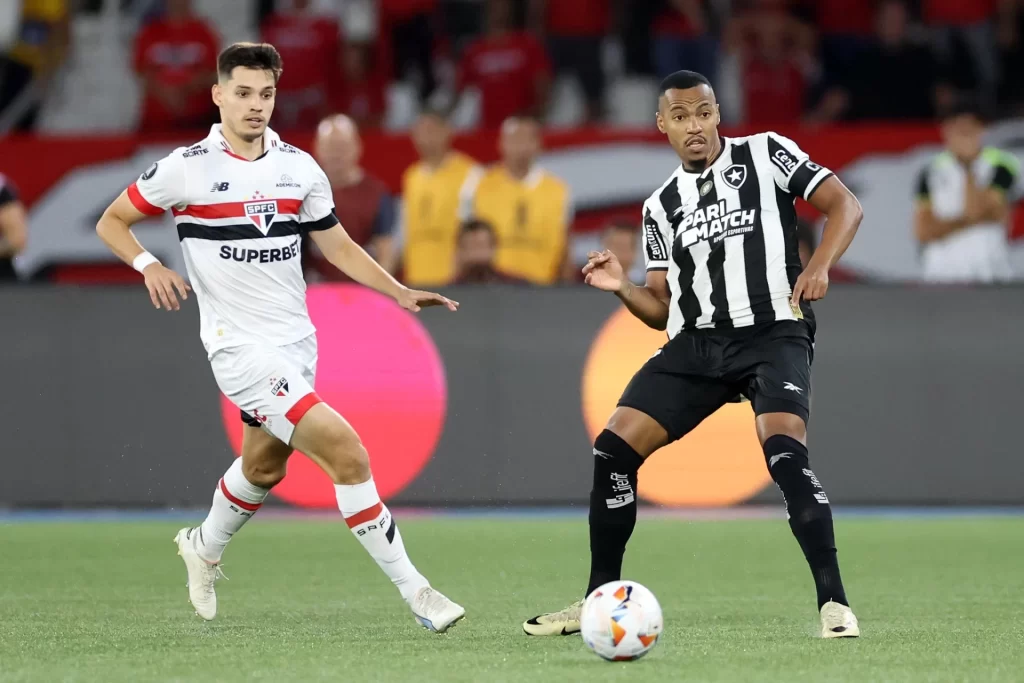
left=217, top=42, right=283, bottom=83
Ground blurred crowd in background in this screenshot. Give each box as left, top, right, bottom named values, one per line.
left=0, top=0, right=1022, bottom=287
left=3, top=0, right=1024, bottom=133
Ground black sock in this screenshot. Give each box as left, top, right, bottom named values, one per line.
left=585, top=430, right=644, bottom=597
left=763, top=435, right=849, bottom=610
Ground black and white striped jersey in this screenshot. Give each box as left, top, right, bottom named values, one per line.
left=642, top=132, right=833, bottom=337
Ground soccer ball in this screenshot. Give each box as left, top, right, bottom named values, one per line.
left=580, top=580, right=663, bottom=661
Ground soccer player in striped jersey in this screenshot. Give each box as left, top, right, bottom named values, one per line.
left=95, top=43, right=465, bottom=632
left=524, top=71, right=864, bottom=639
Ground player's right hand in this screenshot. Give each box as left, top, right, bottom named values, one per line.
left=143, top=263, right=191, bottom=311
left=582, top=250, right=624, bottom=293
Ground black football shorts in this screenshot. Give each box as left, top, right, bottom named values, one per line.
left=617, top=320, right=814, bottom=442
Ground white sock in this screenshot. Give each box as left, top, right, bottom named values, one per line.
left=196, top=459, right=269, bottom=563
left=336, top=478, right=429, bottom=602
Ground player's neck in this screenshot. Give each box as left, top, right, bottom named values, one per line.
left=503, top=162, right=532, bottom=181
left=221, top=126, right=265, bottom=161
left=423, top=152, right=448, bottom=171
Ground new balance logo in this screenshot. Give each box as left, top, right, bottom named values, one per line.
left=211, top=182, right=230, bottom=192
left=768, top=453, right=792, bottom=468
left=783, top=382, right=803, bottom=394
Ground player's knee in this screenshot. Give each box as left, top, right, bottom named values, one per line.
left=242, top=458, right=287, bottom=489
left=756, top=412, right=807, bottom=446
left=323, top=434, right=371, bottom=484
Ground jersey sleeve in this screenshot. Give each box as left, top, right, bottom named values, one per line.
left=127, top=150, right=188, bottom=216
left=915, top=166, right=931, bottom=203
left=0, top=175, right=19, bottom=208
left=300, top=160, right=339, bottom=232
left=642, top=198, right=671, bottom=271
left=765, top=133, right=833, bottom=201
left=989, top=153, right=1020, bottom=196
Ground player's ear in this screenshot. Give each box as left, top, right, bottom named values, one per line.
left=715, top=104, right=721, bottom=127
left=656, top=111, right=666, bottom=135
left=211, top=83, right=223, bottom=107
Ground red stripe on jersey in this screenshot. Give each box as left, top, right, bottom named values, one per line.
left=127, top=183, right=164, bottom=216
left=345, top=502, right=384, bottom=528
left=219, top=478, right=262, bottom=511
left=285, top=391, right=322, bottom=425
left=172, top=198, right=303, bottom=219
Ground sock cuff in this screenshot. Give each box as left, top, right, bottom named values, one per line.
left=221, top=458, right=270, bottom=505
left=762, top=434, right=808, bottom=458
left=335, top=477, right=382, bottom=518
left=594, top=429, right=644, bottom=471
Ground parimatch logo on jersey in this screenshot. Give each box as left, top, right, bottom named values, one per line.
left=678, top=199, right=757, bottom=248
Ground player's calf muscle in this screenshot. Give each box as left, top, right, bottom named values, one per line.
left=755, top=412, right=806, bottom=446
left=604, top=407, right=669, bottom=458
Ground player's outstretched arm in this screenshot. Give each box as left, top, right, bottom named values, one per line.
left=793, top=175, right=863, bottom=305
left=311, top=224, right=458, bottom=312
left=96, top=191, right=190, bottom=311
left=583, top=250, right=670, bottom=331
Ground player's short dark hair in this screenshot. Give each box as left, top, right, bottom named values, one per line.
left=659, top=70, right=712, bottom=96
left=459, top=218, right=497, bottom=242
left=939, top=97, right=986, bottom=124
left=218, top=42, right=283, bottom=83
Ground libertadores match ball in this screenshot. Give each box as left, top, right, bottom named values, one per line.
left=581, top=580, right=663, bottom=661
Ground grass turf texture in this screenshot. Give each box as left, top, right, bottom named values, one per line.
left=1, top=518, right=1022, bottom=682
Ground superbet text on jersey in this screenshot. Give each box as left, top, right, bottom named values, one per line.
left=127, top=125, right=337, bottom=357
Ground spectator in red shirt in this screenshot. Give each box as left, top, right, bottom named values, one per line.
left=455, top=0, right=552, bottom=128
left=335, top=42, right=388, bottom=130
left=651, top=0, right=719, bottom=83
left=739, top=10, right=808, bottom=125
left=528, top=0, right=609, bottom=123
left=132, top=0, right=219, bottom=133
left=305, top=115, right=398, bottom=280
left=379, top=0, right=438, bottom=103
left=259, top=0, right=341, bottom=131
left=451, top=219, right=529, bottom=285
left=925, top=0, right=1009, bottom=108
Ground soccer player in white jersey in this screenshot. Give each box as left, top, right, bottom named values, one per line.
left=96, top=43, right=465, bottom=632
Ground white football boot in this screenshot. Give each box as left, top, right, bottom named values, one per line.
left=173, top=527, right=225, bottom=621
left=410, top=587, right=466, bottom=633
left=523, top=599, right=584, bottom=636
left=820, top=600, right=860, bottom=638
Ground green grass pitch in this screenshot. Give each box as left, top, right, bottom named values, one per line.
left=1, top=516, right=1022, bottom=682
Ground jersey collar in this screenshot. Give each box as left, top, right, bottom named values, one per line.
left=207, top=124, right=281, bottom=161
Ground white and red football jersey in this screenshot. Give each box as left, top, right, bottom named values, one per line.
left=127, top=124, right=337, bottom=356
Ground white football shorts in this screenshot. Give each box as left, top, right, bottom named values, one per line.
left=210, top=334, right=321, bottom=445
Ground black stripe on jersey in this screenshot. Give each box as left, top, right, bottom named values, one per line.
left=790, top=162, right=832, bottom=199
left=177, top=221, right=303, bottom=241
left=663, top=178, right=701, bottom=325
left=775, top=185, right=815, bottom=323
left=643, top=207, right=669, bottom=265
left=700, top=175, right=733, bottom=329
left=731, top=141, right=774, bottom=324
left=306, top=210, right=339, bottom=232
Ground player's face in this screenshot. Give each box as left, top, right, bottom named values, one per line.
left=459, top=229, right=496, bottom=267
left=214, top=67, right=277, bottom=143
left=412, top=115, right=450, bottom=160
left=500, top=120, right=541, bottom=168
left=941, top=114, right=984, bottom=162
left=657, top=85, right=721, bottom=168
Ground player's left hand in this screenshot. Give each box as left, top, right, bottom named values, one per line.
left=396, top=287, right=459, bottom=313
left=791, top=263, right=829, bottom=305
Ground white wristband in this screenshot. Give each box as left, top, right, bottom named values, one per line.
left=132, top=252, right=160, bottom=273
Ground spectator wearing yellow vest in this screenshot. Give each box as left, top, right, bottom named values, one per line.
left=468, top=117, right=572, bottom=285
left=399, top=110, right=481, bottom=287
left=0, top=0, right=69, bottom=131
